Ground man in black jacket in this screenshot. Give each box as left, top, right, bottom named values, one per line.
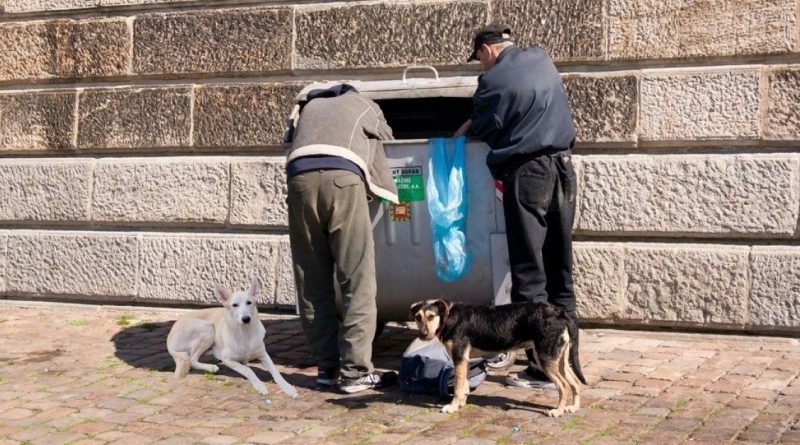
left=455, top=25, right=578, bottom=389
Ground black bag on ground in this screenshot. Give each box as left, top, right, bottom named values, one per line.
left=399, top=338, right=486, bottom=399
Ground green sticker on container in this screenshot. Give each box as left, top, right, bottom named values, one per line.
left=392, top=166, right=425, bottom=203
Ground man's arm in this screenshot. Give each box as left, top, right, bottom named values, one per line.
left=454, top=119, right=472, bottom=137
left=468, top=84, right=504, bottom=143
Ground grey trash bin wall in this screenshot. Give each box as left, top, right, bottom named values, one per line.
left=287, top=72, right=512, bottom=322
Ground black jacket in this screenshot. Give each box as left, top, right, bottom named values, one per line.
left=468, top=46, right=576, bottom=178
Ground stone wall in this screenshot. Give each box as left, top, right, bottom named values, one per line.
left=1, top=0, right=798, bottom=333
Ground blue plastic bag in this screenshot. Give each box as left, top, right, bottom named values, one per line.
left=426, top=136, right=471, bottom=282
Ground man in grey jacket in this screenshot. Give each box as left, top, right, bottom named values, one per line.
left=286, top=83, right=398, bottom=394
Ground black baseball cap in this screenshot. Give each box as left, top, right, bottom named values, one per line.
left=468, top=24, right=512, bottom=62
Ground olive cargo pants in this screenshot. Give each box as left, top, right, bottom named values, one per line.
left=287, top=169, right=377, bottom=379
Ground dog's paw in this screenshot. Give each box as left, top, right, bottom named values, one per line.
left=284, top=386, right=299, bottom=399
left=208, top=365, right=219, bottom=373
left=546, top=408, right=564, bottom=417
left=440, top=403, right=460, bottom=414
left=565, top=405, right=579, bottom=413
left=254, top=384, right=269, bottom=396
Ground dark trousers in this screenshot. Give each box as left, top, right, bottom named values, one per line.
left=502, top=152, right=577, bottom=316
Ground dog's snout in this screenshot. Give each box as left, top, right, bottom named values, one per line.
left=242, top=316, right=251, bottom=324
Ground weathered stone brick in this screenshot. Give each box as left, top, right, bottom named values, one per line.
left=295, top=1, right=488, bottom=69
left=640, top=70, right=760, bottom=142
left=194, top=83, right=303, bottom=149
left=492, top=0, right=604, bottom=61
left=0, top=18, right=129, bottom=82
left=6, top=232, right=138, bottom=298
left=765, top=68, right=800, bottom=141
left=623, top=244, right=750, bottom=325
left=133, top=7, right=293, bottom=75
left=92, top=158, right=229, bottom=224
left=137, top=234, right=284, bottom=306
left=749, top=247, right=800, bottom=328
left=4, top=0, right=95, bottom=13
left=578, top=154, right=800, bottom=237
left=229, top=158, right=287, bottom=228
left=563, top=75, right=637, bottom=144
left=574, top=243, right=626, bottom=319
left=0, top=160, right=93, bottom=223
left=608, top=0, right=796, bottom=60
left=4, top=0, right=186, bottom=11
left=77, top=87, right=191, bottom=150
left=0, top=234, right=6, bottom=293
left=274, top=238, right=295, bottom=307
left=0, top=91, right=76, bottom=152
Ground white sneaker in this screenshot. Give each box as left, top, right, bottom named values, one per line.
left=338, top=371, right=397, bottom=394
left=504, top=368, right=556, bottom=389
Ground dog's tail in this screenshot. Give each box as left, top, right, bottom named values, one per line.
left=567, top=319, right=587, bottom=385
left=171, top=351, right=191, bottom=379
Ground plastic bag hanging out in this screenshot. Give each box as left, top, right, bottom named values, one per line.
left=426, top=136, right=472, bottom=282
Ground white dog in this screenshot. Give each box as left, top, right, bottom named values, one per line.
left=166, top=278, right=299, bottom=399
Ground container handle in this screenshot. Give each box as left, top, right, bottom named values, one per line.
left=402, top=65, right=439, bottom=83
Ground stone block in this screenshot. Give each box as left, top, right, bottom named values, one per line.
left=574, top=243, right=626, bottom=319
left=229, top=158, right=287, bottom=227
left=133, top=7, right=292, bottom=75
left=274, top=238, right=295, bottom=307
left=137, top=234, right=285, bottom=305
left=101, top=0, right=183, bottom=6
left=765, top=68, right=800, bottom=141
left=0, top=234, right=6, bottom=293
left=194, top=83, right=303, bottom=149
left=492, top=0, right=604, bottom=61
left=92, top=158, right=229, bottom=224
left=77, top=87, right=191, bottom=150
left=5, top=231, right=138, bottom=298
left=640, top=70, right=760, bottom=142
left=3, top=0, right=186, bottom=11
left=608, top=0, right=796, bottom=60
left=4, top=0, right=95, bottom=12
left=749, top=247, right=800, bottom=328
left=0, top=91, right=76, bottom=152
left=0, top=18, right=129, bottom=82
left=578, top=154, right=800, bottom=237
left=0, top=160, right=93, bottom=222
left=623, top=244, right=750, bottom=325
left=295, top=1, right=488, bottom=69
left=563, top=75, right=637, bottom=144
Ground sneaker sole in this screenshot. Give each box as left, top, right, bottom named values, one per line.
left=338, top=384, right=372, bottom=394
left=504, top=376, right=556, bottom=390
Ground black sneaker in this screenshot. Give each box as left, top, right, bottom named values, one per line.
left=338, top=371, right=398, bottom=394
left=504, top=365, right=556, bottom=389
left=316, top=368, right=340, bottom=388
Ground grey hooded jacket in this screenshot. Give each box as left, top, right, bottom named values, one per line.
left=286, top=91, right=399, bottom=204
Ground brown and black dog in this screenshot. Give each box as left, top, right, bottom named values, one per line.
left=409, top=299, right=586, bottom=416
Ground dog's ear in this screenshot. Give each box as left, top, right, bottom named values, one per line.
left=408, top=301, right=424, bottom=321
left=434, top=299, right=451, bottom=317
left=213, top=283, right=231, bottom=303
left=247, top=277, right=260, bottom=298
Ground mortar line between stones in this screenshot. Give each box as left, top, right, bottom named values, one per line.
left=126, top=16, right=134, bottom=76
left=188, top=85, right=195, bottom=148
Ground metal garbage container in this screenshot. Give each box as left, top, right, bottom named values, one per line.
left=286, top=67, right=512, bottom=324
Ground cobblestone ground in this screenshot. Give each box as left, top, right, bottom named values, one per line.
left=0, top=301, right=798, bottom=445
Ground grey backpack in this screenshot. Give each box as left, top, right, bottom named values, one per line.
left=398, top=338, right=486, bottom=399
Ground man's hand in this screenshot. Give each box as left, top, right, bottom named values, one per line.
left=454, top=119, right=472, bottom=137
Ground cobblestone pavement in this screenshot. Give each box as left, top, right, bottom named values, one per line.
left=0, top=301, right=798, bottom=445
